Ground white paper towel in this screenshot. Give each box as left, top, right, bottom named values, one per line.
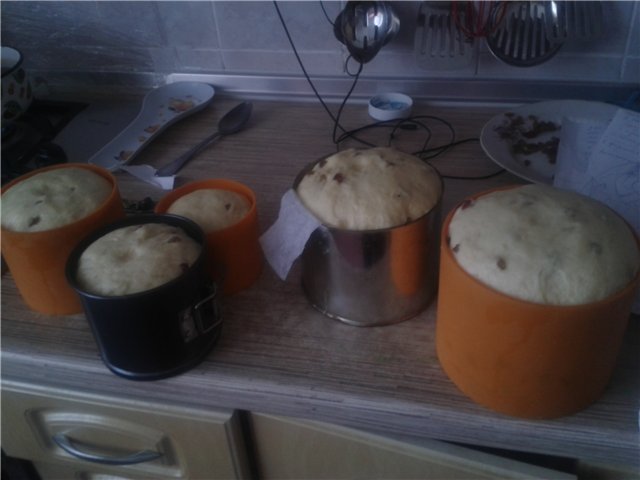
left=120, top=164, right=175, bottom=190
left=554, top=108, right=639, bottom=233
left=553, top=107, right=640, bottom=313
left=259, top=189, right=321, bottom=280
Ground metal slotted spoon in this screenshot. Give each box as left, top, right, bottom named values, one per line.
left=414, top=1, right=478, bottom=70
left=545, top=0, right=604, bottom=42
left=487, top=1, right=563, bottom=67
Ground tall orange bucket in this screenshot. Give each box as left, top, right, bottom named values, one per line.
left=436, top=188, right=640, bottom=418
left=1, top=164, right=125, bottom=314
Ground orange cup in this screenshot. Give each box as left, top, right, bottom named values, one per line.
left=155, top=179, right=263, bottom=296
left=435, top=187, right=640, bottom=419
left=1, top=163, right=125, bottom=314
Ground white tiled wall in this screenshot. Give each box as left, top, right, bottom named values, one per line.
left=1, top=1, right=639, bottom=99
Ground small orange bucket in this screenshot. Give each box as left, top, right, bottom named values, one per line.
left=435, top=187, right=640, bottom=419
left=155, top=179, right=263, bottom=295
left=1, top=163, right=125, bottom=314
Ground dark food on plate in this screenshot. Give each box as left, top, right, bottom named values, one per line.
left=494, top=112, right=560, bottom=165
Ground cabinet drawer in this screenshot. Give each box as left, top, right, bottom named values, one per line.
left=33, top=459, right=156, bottom=480
left=2, top=382, right=250, bottom=479
left=249, top=413, right=576, bottom=480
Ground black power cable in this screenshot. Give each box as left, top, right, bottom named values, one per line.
left=274, top=1, right=505, bottom=180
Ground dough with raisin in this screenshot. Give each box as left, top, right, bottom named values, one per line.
left=296, top=147, right=441, bottom=230
left=76, top=223, right=201, bottom=296
left=167, top=189, right=250, bottom=233
left=1, top=167, right=111, bottom=232
left=448, top=184, right=639, bottom=305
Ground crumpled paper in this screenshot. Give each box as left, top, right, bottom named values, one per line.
left=554, top=108, right=639, bottom=232
left=259, top=189, right=321, bottom=280
left=119, top=164, right=175, bottom=190
left=553, top=107, right=640, bottom=312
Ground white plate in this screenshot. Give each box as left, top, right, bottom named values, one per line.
left=480, top=100, right=619, bottom=184
left=90, top=82, right=215, bottom=171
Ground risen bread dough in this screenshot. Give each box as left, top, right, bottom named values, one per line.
left=167, top=189, right=250, bottom=233
left=296, top=147, right=441, bottom=230
left=448, top=184, right=639, bottom=305
left=76, top=223, right=201, bottom=296
left=1, top=167, right=111, bottom=232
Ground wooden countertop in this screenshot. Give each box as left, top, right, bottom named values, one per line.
left=2, top=97, right=639, bottom=468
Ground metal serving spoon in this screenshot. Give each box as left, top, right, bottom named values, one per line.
left=155, top=101, right=253, bottom=177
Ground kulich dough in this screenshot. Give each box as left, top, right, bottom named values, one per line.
left=448, top=184, right=639, bottom=305
left=167, top=189, right=250, bottom=233
left=76, top=223, right=201, bottom=296
left=1, top=167, right=111, bottom=232
left=296, top=147, right=442, bottom=230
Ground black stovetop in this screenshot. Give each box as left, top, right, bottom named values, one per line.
left=1, top=99, right=87, bottom=184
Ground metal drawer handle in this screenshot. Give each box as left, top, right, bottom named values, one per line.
left=52, top=433, right=162, bottom=465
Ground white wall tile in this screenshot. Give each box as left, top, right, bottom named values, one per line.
left=221, top=49, right=345, bottom=76
left=175, top=48, right=225, bottom=72
left=157, top=2, right=219, bottom=48
left=1, top=1, right=638, bottom=90
left=94, top=1, right=164, bottom=47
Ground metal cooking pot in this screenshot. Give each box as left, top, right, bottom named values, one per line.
left=1, top=46, right=33, bottom=120
left=66, top=214, right=222, bottom=381
left=294, top=155, right=443, bottom=326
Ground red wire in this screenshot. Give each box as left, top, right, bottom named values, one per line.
left=451, top=1, right=507, bottom=38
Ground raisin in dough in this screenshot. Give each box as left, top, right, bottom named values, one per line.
left=448, top=184, right=639, bottom=305
left=167, top=189, right=250, bottom=233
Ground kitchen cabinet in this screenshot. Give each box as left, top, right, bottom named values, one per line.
left=2, top=98, right=638, bottom=479
left=2, top=382, right=251, bottom=479
left=248, top=413, right=575, bottom=479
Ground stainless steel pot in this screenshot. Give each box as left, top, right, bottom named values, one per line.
left=295, top=156, right=443, bottom=326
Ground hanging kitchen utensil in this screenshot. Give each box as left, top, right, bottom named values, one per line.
left=414, top=2, right=478, bottom=70
left=334, top=1, right=400, bottom=64
left=487, top=1, right=563, bottom=67
left=545, top=0, right=604, bottom=43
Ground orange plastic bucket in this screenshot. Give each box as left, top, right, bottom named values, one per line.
left=435, top=187, right=640, bottom=419
left=1, top=163, right=125, bottom=314
left=155, top=179, right=263, bottom=295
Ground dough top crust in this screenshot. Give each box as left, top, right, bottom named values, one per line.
left=448, top=184, right=639, bottom=305
left=167, top=189, right=250, bottom=233
left=296, top=147, right=442, bottom=230
left=76, top=223, right=201, bottom=296
left=1, top=167, right=111, bottom=232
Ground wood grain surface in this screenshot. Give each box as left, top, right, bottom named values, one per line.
left=2, top=97, right=638, bottom=468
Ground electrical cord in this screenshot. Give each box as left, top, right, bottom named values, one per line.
left=274, top=1, right=505, bottom=180
left=332, top=61, right=364, bottom=145
left=273, top=1, right=342, bottom=130
left=319, top=1, right=335, bottom=26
